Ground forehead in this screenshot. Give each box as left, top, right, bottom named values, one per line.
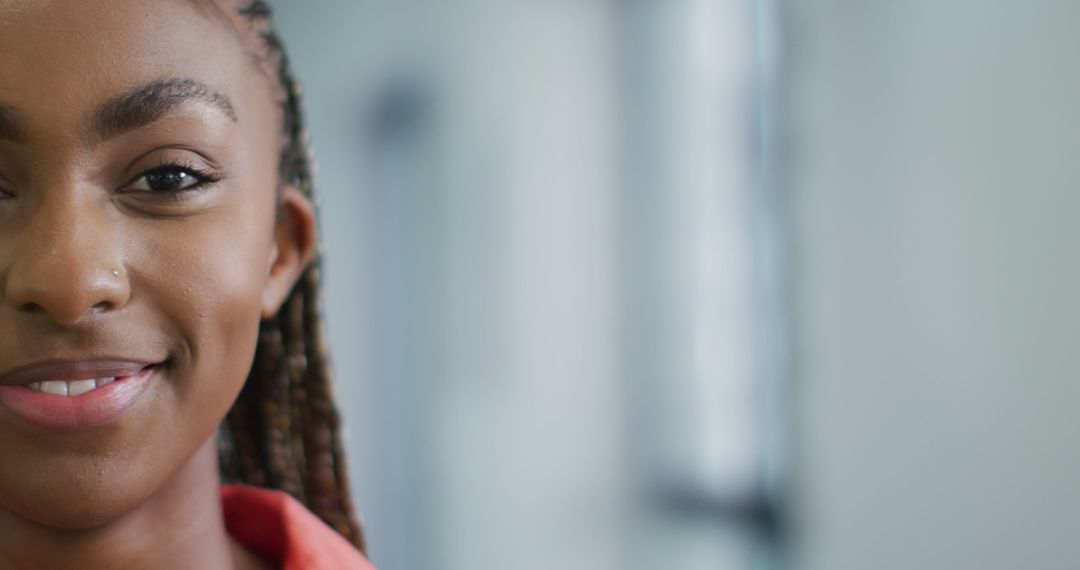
left=0, top=0, right=266, bottom=130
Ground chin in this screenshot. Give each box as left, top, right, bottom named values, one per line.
left=0, top=453, right=167, bottom=531
left=9, top=494, right=133, bottom=531
left=0, top=468, right=151, bottom=528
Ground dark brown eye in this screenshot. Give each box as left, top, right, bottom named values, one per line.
left=127, top=165, right=216, bottom=193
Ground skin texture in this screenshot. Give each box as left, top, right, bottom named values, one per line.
left=0, top=0, right=316, bottom=567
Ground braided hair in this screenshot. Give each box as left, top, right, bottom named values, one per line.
left=209, top=0, right=367, bottom=553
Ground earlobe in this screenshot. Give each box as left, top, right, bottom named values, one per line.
left=260, top=185, right=317, bottom=319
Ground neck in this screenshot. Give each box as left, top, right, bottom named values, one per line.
left=0, top=437, right=263, bottom=570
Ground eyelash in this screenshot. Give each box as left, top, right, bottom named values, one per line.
left=124, top=160, right=224, bottom=195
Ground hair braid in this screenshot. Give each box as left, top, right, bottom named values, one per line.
left=216, top=0, right=367, bottom=553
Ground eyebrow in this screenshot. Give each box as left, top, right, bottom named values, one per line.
left=0, top=78, right=237, bottom=145
left=90, top=78, right=238, bottom=140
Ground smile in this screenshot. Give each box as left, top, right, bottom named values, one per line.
left=26, top=377, right=117, bottom=397
left=0, top=360, right=162, bottom=430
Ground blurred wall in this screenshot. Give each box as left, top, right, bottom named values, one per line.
left=268, top=2, right=626, bottom=569
left=259, top=1, right=1080, bottom=569
left=787, top=2, right=1080, bottom=569
left=268, top=1, right=768, bottom=569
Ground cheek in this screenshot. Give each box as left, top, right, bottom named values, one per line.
left=132, top=200, right=275, bottom=414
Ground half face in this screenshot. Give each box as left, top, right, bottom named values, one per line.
left=0, top=0, right=299, bottom=528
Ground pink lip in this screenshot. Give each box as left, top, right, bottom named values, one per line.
left=0, top=359, right=153, bottom=386
left=0, top=360, right=160, bottom=430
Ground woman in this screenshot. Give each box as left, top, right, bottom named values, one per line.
left=0, top=1, right=372, bottom=567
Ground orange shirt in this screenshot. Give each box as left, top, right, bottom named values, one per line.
left=222, top=484, right=376, bottom=570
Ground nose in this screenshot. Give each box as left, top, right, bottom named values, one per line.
left=2, top=193, right=131, bottom=325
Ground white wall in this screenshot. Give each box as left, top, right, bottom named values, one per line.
left=269, top=2, right=627, bottom=569
left=270, top=1, right=767, bottom=569
left=788, top=2, right=1080, bottom=569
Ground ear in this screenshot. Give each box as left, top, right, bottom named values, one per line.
left=260, top=185, right=317, bottom=319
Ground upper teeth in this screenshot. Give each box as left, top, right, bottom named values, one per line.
left=27, top=377, right=116, bottom=397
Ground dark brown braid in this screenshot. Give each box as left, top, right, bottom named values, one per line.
left=213, top=0, right=367, bottom=553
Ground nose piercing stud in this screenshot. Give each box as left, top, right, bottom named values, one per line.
left=112, top=270, right=120, bottom=277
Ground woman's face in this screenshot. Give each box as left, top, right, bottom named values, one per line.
left=0, top=0, right=309, bottom=528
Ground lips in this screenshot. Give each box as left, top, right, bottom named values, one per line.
left=0, top=359, right=162, bottom=430
left=0, top=359, right=152, bottom=387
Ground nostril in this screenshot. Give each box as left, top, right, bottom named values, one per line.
left=6, top=265, right=131, bottom=322
left=18, top=302, right=45, bottom=314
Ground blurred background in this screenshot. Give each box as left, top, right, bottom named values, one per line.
left=268, top=1, right=1080, bottom=569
